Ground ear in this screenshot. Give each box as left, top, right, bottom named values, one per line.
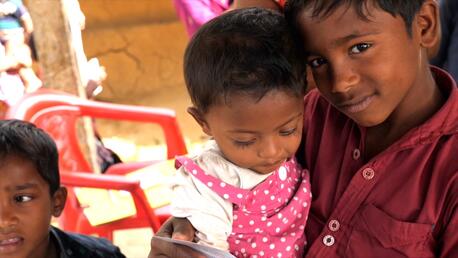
left=51, top=187, right=67, bottom=217
left=187, top=107, right=212, bottom=136
left=415, top=0, right=440, bottom=54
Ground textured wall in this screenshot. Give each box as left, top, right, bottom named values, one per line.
left=78, top=0, right=204, bottom=144
left=79, top=0, right=188, bottom=102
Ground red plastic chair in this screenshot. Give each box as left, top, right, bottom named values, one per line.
left=6, top=89, right=187, bottom=173
left=59, top=171, right=164, bottom=240
left=6, top=89, right=187, bottom=240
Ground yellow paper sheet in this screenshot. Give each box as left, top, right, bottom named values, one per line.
left=74, top=159, right=176, bottom=226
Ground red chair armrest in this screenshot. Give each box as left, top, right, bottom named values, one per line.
left=104, top=160, right=157, bottom=175
left=60, top=171, right=140, bottom=192
left=60, top=171, right=162, bottom=230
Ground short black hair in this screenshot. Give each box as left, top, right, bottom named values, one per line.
left=285, top=0, right=426, bottom=36
left=0, top=120, right=60, bottom=195
left=184, top=7, right=307, bottom=113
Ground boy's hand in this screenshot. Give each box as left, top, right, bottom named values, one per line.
left=157, top=217, right=195, bottom=240
left=148, top=217, right=204, bottom=258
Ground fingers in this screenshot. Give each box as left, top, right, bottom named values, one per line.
left=155, top=217, right=195, bottom=241
left=171, top=217, right=195, bottom=241
left=148, top=235, right=206, bottom=258
left=155, top=217, right=175, bottom=238
left=148, top=237, right=170, bottom=258
left=149, top=217, right=199, bottom=257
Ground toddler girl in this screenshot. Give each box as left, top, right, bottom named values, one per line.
left=171, top=7, right=311, bottom=258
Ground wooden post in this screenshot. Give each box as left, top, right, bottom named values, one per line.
left=27, top=0, right=100, bottom=173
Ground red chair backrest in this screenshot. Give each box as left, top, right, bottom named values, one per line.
left=6, top=90, right=187, bottom=173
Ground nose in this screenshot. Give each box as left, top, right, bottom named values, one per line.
left=258, top=136, right=282, bottom=161
left=330, top=60, right=359, bottom=93
left=0, top=202, right=18, bottom=233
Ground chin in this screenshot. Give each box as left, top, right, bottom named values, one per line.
left=252, top=167, right=275, bottom=175
left=349, top=114, right=385, bottom=128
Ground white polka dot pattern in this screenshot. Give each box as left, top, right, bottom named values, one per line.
left=175, top=156, right=311, bottom=257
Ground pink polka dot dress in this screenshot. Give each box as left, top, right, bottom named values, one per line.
left=175, top=156, right=312, bottom=258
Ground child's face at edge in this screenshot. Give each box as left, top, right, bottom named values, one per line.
left=190, top=90, right=304, bottom=174
left=298, top=1, right=437, bottom=127
left=0, top=155, right=66, bottom=258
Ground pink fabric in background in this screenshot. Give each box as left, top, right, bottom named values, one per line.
left=172, top=0, right=232, bottom=37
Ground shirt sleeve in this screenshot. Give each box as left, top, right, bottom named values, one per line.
left=11, top=0, right=28, bottom=19
left=171, top=165, right=233, bottom=250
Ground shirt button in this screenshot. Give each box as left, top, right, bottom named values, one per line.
left=352, top=149, right=361, bottom=160
left=328, top=219, right=340, bottom=232
left=323, top=235, right=335, bottom=247
left=362, top=167, right=375, bottom=180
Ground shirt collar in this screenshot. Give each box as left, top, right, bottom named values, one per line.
left=428, top=66, right=458, bottom=134
left=378, top=66, right=458, bottom=151
left=50, top=227, right=70, bottom=258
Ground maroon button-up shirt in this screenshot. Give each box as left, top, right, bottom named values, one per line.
left=301, top=67, right=458, bottom=257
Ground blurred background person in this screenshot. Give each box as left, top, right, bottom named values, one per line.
left=0, top=0, right=41, bottom=91
left=431, top=0, right=458, bottom=82
left=172, top=0, right=285, bottom=37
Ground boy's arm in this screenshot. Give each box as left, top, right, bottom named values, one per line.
left=19, top=13, right=33, bottom=36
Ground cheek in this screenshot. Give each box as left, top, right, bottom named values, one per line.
left=16, top=204, right=52, bottom=251
left=216, top=140, right=256, bottom=166
left=312, top=70, right=333, bottom=97
left=227, top=147, right=256, bottom=164
left=369, top=58, right=414, bottom=101
left=288, top=131, right=303, bottom=155
left=24, top=202, right=53, bottom=230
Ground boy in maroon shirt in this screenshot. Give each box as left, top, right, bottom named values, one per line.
left=149, top=0, right=457, bottom=257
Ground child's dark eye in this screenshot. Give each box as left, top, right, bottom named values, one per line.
left=233, top=139, right=255, bottom=148
left=279, top=128, right=297, bottom=136
left=308, top=58, right=327, bottom=68
left=349, top=43, right=372, bottom=54
left=14, top=195, right=33, bottom=203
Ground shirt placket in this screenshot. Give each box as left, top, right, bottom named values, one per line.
left=306, top=160, right=382, bottom=258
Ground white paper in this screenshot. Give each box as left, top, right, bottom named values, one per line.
left=152, top=236, right=236, bottom=258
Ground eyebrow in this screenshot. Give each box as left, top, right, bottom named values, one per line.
left=332, top=31, right=381, bottom=47
left=228, top=112, right=303, bottom=134
left=14, top=183, right=39, bottom=191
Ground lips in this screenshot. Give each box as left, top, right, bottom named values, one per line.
left=0, top=236, right=23, bottom=254
left=260, top=159, right=286, bottom=172
left=336, top=95, right=375, bottom=114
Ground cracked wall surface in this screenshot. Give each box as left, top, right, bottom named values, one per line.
left=78, top=0, right=204, bottom=145
left=80, top=0, right=187, bottom=102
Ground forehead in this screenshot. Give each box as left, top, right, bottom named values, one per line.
left=297, top=2, right=407, bottom=50
left=0, top=155, right=48, bottom=190
left=208, top=91, right=303, bottom=130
